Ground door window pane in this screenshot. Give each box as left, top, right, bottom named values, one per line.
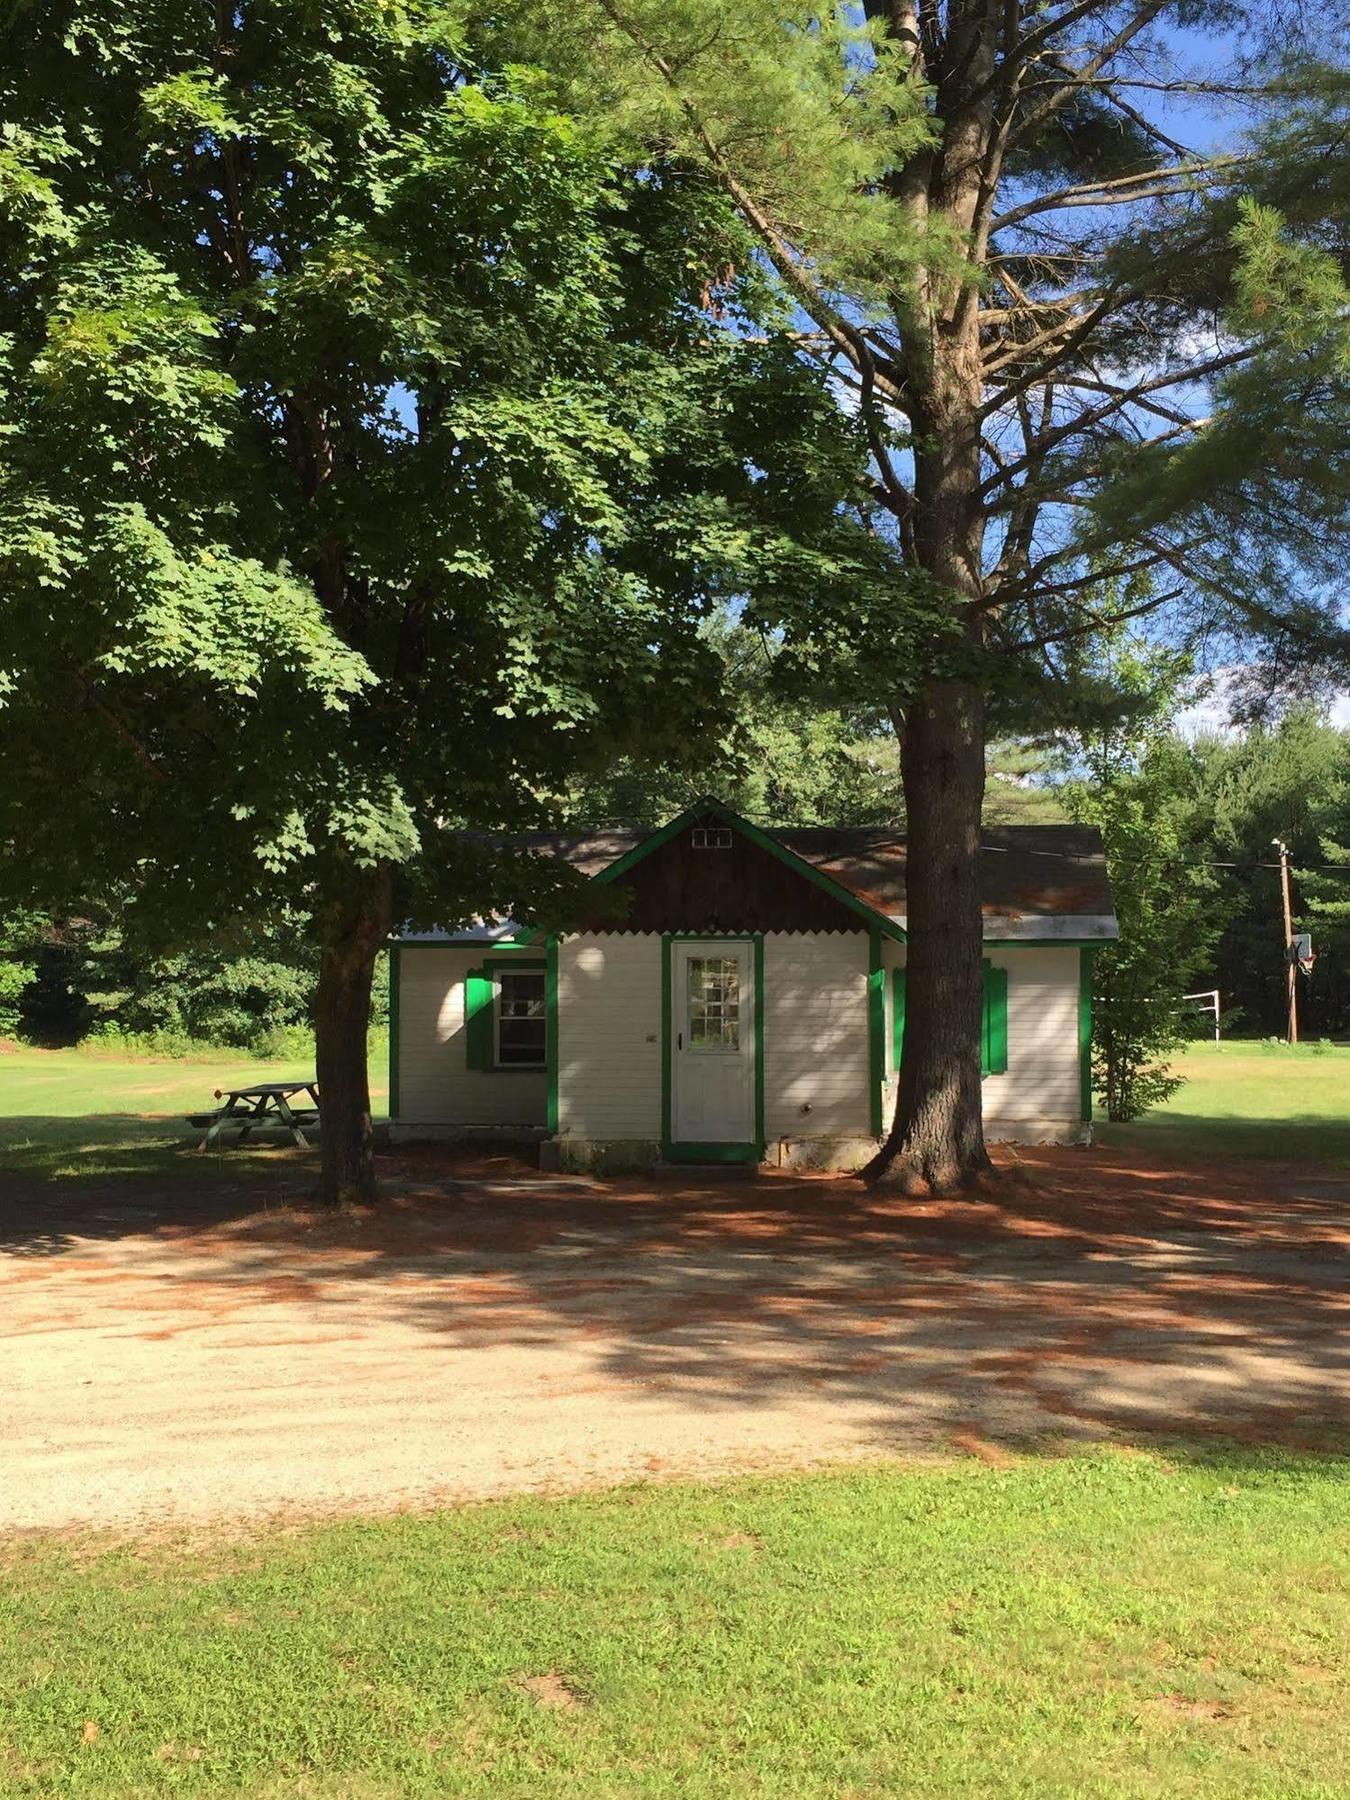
left=496, top=970, right=546, bottom=1066
left=687, top=956, right=740, bottom=1050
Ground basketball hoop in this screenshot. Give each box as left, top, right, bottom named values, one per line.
left=1291, top=933, right=1316, bottom=976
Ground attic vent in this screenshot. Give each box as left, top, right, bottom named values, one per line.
left=692, top=827, right=733, bottom=850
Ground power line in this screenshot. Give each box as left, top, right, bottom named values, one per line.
left=978, top=843, right=1350, bottom=873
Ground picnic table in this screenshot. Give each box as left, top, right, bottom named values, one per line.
left=188, top=1081, right=321, bottom=1150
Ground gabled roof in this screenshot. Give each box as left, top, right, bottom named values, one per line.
left=397, top=800, right=1116, bottom=944
left=575, top=799, right=906, bottom=939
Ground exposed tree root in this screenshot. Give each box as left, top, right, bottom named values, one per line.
left=859, top=1148, right=1000, bottom=1197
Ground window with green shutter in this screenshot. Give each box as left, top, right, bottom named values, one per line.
left=890, top=964, right=1005, bottom=1077
left=465, top=960, right=548, bottom=1070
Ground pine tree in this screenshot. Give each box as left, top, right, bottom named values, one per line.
left=514, top=1, right=1350, bottom=1186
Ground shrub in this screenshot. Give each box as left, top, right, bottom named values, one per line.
left=0, top=958, right=33, bottom=1039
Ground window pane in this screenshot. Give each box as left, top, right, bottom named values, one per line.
left=686, top=957, right=740, bottom=1051
left=496, top=972, right=546, bottom=1065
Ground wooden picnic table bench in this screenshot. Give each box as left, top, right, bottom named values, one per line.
left=188, top=1081, right=321, bottom=1150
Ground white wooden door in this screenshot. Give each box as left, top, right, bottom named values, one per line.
left=671, top=940, right=755, bottom=1146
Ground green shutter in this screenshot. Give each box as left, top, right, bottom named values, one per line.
left=892, top=968, right=906, bottom=1071
left=982, top=960, right=1008, bottom=1077
left=465, top=969, right=494, bottom=1070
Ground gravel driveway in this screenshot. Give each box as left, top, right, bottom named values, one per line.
left=3, top=1146, right=1346, bottom=1530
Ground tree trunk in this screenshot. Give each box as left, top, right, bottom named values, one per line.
left=862, top=680, right=992, bottom=1190
left=862, top=0, right=997, bottom=1188
left=314, top=865, right=394, bottom=1207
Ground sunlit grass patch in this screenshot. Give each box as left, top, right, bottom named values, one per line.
left=2, top=1448, right=1346, bottom=1798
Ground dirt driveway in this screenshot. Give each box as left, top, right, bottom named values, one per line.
left=3, top=1146, right=1346, bottom=1530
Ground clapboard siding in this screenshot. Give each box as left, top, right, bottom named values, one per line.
left=984, top=945, right=1081, bottom=1123
left=762, top=932, right=871, bottom=1140
left=396, top=948, right=547, bottom=1126
left=394, top=934, right=1083, bottom=1148
left=557, top=934, right=662, bottom=1140
left=879, top=940, right=1080, bottom=1133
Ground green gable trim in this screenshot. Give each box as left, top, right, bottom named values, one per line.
left=867, top=927, right=885, bottom=1137
left=387, top=945, right=400, bottom=1120
left=1079, top=947, right=1095, bottom=1123
left=561, top=799, right=905, bottom=943
left=660, top=932, right=765, bottom=1164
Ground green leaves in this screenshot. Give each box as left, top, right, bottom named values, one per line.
left=0, top=0, right=877, bottom=955
left=507, top=0, right=940, bottom=305
left=1230, top=197, right=1350, bottom=356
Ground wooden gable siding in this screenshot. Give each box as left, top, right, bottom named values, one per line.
left=580, top=813, right=865, bottom=935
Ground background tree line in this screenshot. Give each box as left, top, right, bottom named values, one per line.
left=6, top=620, right=1347, bottom=1087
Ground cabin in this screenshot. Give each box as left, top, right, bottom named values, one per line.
left=388, top=800, right=1116, bottom=1171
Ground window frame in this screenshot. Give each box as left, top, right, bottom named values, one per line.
left=684, top=952, right=742, bottom=1053
left=493, top=964, right=548, bottom=1070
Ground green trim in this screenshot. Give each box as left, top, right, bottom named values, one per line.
left=577, top=799, right=904, bottom=943
left=661, top=933, right=765, bottom=1162
left=982, top=960, right=1008, bottom=1077
left=584, top=809, right=694, bottom=889
left=546, top=937, right=559, bottom=1133
left=867, top=927, right=885, bottom=1137
left=891, top=966, right=906, bottom=1073
left=387, top=945, right=400, bottom=1120
left=464, top=968, right=494, bottom=1071
left=753, top=934, right=765, bottom=1154
left=1079, top=947, right=1095, bottom=1123
left=663, top=1141, right=760, bottom=1164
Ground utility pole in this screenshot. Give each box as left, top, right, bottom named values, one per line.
left=1272, top=838, right=1298, bottom=1045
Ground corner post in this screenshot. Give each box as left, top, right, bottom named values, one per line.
left=1079, top=947, right=1095, bottom=1124
left=868, top=926, right=885, bottom=1138
left=546, top=935, right=560, bottom=1134
left=387, top=943, right=400, bottom=1121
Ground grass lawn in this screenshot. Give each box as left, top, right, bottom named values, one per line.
left=1098, top=1040, right=1350, bottom=1163
left=4, top=1449, right=1347, bottom=1799
left=4, top=1035, right=1345, bottom=1186
left=0, top=1039, right=387, bottom=1185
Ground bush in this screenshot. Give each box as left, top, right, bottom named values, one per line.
left=86, top=1023, right=199, bottom=1060
left=0, top=958, right=33, bottom=1039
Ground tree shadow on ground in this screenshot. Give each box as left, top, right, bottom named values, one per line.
left=0, top=1113, right=314, bottom=1248
left=4, top=1137, right=1346, bottom=1454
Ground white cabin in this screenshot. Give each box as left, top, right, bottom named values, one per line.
left=389, top=802, right=1116, bottom=1171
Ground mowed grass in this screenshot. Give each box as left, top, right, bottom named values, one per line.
left=1099, top=1040, right=1350, bottom=1163
left=3, top=1450, right=1347, bottom=1799
left=0, top=1040, right=387, bottom=1184
left=3, top=1035, right=1345, bottom=1184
